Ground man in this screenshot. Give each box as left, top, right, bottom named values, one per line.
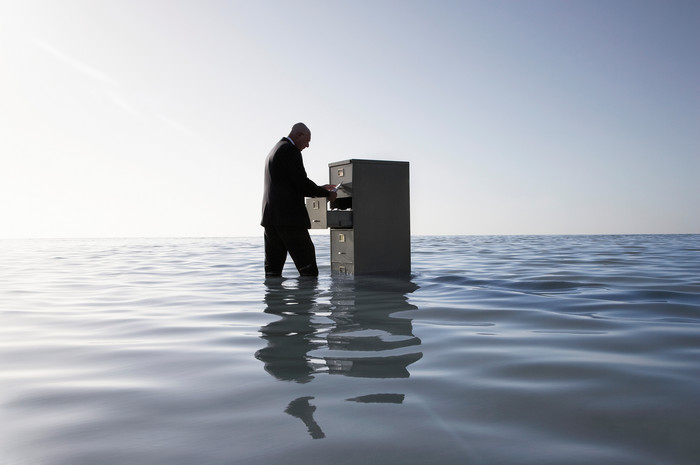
left=261, top=123, right=337, bottom=277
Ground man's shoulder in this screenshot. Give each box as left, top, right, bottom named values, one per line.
left=272, top=138, right=300, bottom=158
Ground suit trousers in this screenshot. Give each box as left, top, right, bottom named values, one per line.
left=264, top=226, right=319, bottom=277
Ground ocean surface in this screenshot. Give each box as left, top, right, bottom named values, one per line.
left=1, top=235, right=699, bottom=465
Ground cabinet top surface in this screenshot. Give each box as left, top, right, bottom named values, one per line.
left=329, top=159, right=409, bottom=167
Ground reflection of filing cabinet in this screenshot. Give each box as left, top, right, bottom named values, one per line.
left=307, top=159, right=410, bottom=275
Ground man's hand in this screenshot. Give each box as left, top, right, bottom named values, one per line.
left=322, top=185, right=338, bottom=202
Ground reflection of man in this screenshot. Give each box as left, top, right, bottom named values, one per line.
left=285, top=396, right=325, bottom=439
left=256, top=276, right=422, bottom=438
left=255, top=279, right=325, bottom=384
left=261, top=123, right=337, bottom=277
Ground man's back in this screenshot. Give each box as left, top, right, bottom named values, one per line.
left=261, top=138, right=328, bottom=229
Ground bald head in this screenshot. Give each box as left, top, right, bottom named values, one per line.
left=288, top=122, right=311, bottom=151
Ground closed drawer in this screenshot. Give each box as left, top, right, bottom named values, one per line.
left=330, top=162, right=352, bottom=185
left=331, top=229, right=354, bottom=263
left=331, top=262, right=354, bottom=274
left=330, top=163, right=353, bottom=199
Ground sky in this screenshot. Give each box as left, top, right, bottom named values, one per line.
left=1, top=0, right=698, bottom=238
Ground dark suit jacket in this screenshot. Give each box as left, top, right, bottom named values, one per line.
left=261, top=138, right=329, bottom=228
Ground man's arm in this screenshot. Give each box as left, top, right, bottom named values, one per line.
left=283, top=147, right=335, bottom=199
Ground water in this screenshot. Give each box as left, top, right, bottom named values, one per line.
left=1, top=235, right=699, bottom=465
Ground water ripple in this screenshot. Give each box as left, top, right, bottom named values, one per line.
left=1, top=235, right=699, bottom=464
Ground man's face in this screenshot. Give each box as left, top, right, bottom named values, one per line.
left=298, top=131, right=311, bottom=151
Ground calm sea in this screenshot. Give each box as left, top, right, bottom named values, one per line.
left=1, top=235, right=699, bottom=465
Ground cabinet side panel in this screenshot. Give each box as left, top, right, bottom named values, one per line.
left=352, top=161, right=410, bottom=274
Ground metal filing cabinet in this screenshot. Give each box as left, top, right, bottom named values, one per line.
left=307, top=159, right=410, bottom=275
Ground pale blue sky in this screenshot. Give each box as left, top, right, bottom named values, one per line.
left=1, top=0, right=698, bottom=238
